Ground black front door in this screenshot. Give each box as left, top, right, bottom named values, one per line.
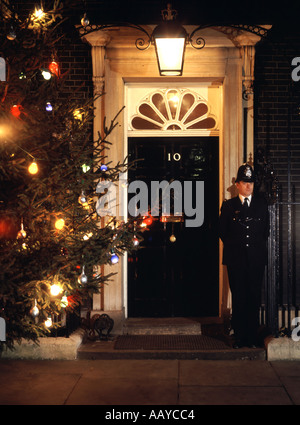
left=128, top=137, right=219, bottom=317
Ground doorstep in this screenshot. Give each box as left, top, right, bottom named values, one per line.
left=122, top=317, right=203, bottom=335
left=77, top=334, right=267, bottom=360
left=2, top=328, right=298, bottom=361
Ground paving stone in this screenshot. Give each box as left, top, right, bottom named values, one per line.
left=178, top=386, right=293, bottom=405
left=0, top=372, right=81, bottom=405
left=66, top=377, right=178, bottom=405
left=179, top=360, right=281, bottom=386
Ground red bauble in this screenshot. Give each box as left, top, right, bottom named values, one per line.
left=49, top=61, right=59, bottom=77
left=0, top=216, right=18, bottom=239
left=10, top=104, right=22, bottom=118
left=143, top=216, right=153, bottom=226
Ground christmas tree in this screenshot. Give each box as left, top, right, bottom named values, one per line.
left=0, top=0, right=140, bottom=351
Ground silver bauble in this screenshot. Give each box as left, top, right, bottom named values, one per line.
left=78, top=266, right=88, bottom=285
left=7, top=28, right=16, bottom=40
left=81, top=14, right=89, bottom=26
left=30, top=305, right=39, bottom=317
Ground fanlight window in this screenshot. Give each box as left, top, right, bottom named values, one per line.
left=131, top=89, right=217, bottom=131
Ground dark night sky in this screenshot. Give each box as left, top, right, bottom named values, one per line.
left=14, top=1, right=300, bottom=35
left=78, top=0, right=300, bottom=26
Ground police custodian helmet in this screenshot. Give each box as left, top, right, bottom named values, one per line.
left=236, top=164, right=255, bottom=183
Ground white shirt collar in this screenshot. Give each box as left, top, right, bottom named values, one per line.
left=239, top=194, right=252, bottom=205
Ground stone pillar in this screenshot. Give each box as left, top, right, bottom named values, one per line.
left=81, top=31, right=111, bottom=313
left=242, top=45, right=255, bottom=164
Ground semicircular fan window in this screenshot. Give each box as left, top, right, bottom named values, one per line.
left=131, top=89, right=217, bottom=131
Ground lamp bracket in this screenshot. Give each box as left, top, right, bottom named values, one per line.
left=188, top=23, right=269, bottom=45
left=80, top=22, right=152, bottom=50
left=79, top=22, right=270, bottom=52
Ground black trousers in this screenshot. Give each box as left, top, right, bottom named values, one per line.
left=227, top=262, right=265, bottom=345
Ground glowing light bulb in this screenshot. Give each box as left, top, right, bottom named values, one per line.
left=46, top=102, right=53, bottom=111
left=168, top=92, right=180, bottom=106
left=0, top=125, right=9, bottom=139
left=83, top=232, right=93, bottom=240
left=81, top=163, right=90, bottom=173
left=44, top=316, right=52, bottom=328
left=55, top=218, right=65, bottom=230
left=100, top=164, right=108, bottom=172
left=34, top=8, right=44, bottom=20
left=73, top=109, right=83, bottom=121
left=28, top=161, right=38, bottom=175
left=41, top=69, right=51, bottom=80
left=50, top=283, right=61, bottom=296
left=60, top=296, right=68, bottom=308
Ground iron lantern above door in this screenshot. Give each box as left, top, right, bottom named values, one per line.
left=152, top=20, right=188, bottom=76
left=79, top=3, right=269, bottom=77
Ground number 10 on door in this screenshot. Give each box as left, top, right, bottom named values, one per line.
left=168, top=152, right=181, bottom=162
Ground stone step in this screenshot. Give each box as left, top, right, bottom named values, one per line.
left=122, top=317, right=202, bottom=335
left=77, top=337, right=266, bottom=361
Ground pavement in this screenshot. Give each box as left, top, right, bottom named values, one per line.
left=0, top=357, right=300, bottom=406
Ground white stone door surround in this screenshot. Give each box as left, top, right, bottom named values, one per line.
left=82, top=26, right=265, bottom=324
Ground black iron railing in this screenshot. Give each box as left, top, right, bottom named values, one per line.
left=260, top=185, right=300, bottom=337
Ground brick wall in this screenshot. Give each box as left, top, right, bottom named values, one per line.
left=57, top=25, right=93, bottom=101
left=254, top=24, right=300, bottom=309
left=255, top=24, right=300, bottom=202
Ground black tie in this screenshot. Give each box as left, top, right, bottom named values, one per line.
left=243, top=197, right=249, bottom=218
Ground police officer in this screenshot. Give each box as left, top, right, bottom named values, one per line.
left=219, top=164, right=269, bottom=348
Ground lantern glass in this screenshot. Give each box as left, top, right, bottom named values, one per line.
left=154, top=37, right=186, bottom=76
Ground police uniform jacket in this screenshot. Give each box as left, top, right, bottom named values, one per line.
left=219, top=194, right=269, bottom=267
